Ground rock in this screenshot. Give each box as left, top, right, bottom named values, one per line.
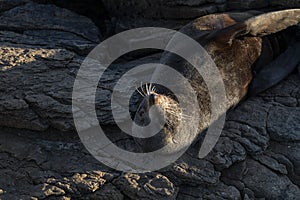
left=267, top=106, right=300, bottom=142
left=70, top=171, right=114, bottom=194
left=85, top=183, right=124, bottom=200
left=0, top=0, right=29, bottom=13
left=205, top=136, right=247, bottom=170
left=226, top=98, right=270, bottom=137
left=0, top=18, right=161, bottom=131
left=102, top=0, right=300, bottom=32
left=0, top=2, right=101, bottom=42
left=274, top=96, right=298, bottom=107
left=271, top=0, right=300, bottom=8
left=241, top=159, right=300, bottom=199
left=227, top=0, right=269, bottom=10
left=223, top=120, right=269, bottom=155
left=31, top=184, right=66, bottom=199
left=222, top=158, right=300, bottom=199
left=0, top=188, right=4, bottom=195
left=71, top=173, right=104, bottom=193
left=113, top=173, right=178, bottom=200
left=0, top=127, right=118, bottom=198
left=102, top=0, right=225, bottom=32
left=221, top=161, right=247, bottom=191
left=0, top=46, right=77, bottom=131
left=219, top=75, right=300, bottom=198
left=252, top=154, right=288, bottom=174
left=32, top=0, right=110, bottom=37
left=0, top=2, right=102, bottom=131
left=162, top=156, right=221, bottom=185
left=177, top=182, right=241, bottom=200
left=269, top=141, right=300, bottom=186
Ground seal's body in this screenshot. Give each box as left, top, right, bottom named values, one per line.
left=134, top=10, right=300, bottom=152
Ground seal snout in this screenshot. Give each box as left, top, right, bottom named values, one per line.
left=135, top=92, right=160, bottom=126
left=134, top=92, right=182, bottom=152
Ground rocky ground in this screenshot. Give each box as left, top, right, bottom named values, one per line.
left=0, top=0, right=299, bottom=199
left=101, top=0, right=300, bottom=32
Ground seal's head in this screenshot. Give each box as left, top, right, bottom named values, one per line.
left=134, top=84, right=182, bottom=152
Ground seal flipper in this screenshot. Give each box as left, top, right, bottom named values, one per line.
left=206, top=9, right=300, bottom=47
left=238, top=9, right=300, bottom=96
left=244, top=9, right=300, bottom=37
left=205, top=9, right=300, bottom=96
left=248, top=42, right=300, bottom=96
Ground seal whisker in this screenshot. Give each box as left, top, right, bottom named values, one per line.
left=180, top=114, right=193, bottom=119
left=136, top=86, right=145, bottom=97
left=148, top=83, right=152, bottom=95
left=151, top=86, right=156, bottom=93
left=145, top=83, right=148, bottom=95
left=146, top=83, right=150, bottom=95
left=140, top=82, right=147, bottom=96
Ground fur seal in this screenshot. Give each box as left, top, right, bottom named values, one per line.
left=134, top=9, right=300, bottom=152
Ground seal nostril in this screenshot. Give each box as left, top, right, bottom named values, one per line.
left=149, top=94, right=156, bottom=105
left=139, top=111, right=144, bottom=116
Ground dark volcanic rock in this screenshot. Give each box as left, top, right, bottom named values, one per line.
left=0, top=2, right=101, bottom=131
left=102, top=0, right=300, bottom=32
left=113, top=173, right=178, bottom=200
left=0, top=0, right=300, bottom=199
left=269, top=141, right=300, bottom=186
left=267, top=106, right=300, bottom=142
left=32, top=0, right=111, bottom=37
left=0, top=2, right=101, bottom=43
left=271, top=0, right=300, bottom=8
left=102, top=0, right=225, bottom=32
left=227, top=0, right=269, bottom=10
left=177, top=182, right=241, bottom=200
left=205, top=136, right=247, bottom=170
left=0, top=0, right=29, bottom=13
left=162, top=155, right=221, bottom=186
left=222, top=158, right=300, bottom=199
left=0, top=128, right=119, bottom=199
left=241, top=159, right=300, bottom=199
left=0, top=0, right=163, bottom=131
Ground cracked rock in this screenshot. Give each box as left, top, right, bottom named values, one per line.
left=267, top=106, right=300, bottom=142
left=242, top=159, right=300, bottom=199
left=163, top=155, right=221, bottom=186
left=205, top=136, right=247, bottom=170
left=113, top=173, right=178, bottom=200
left=177, top=182, right=241, bottom=200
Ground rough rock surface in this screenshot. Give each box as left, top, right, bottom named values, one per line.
left=102, top=0, right=300, bottom=32
left=31, top=0, right=111, bottom=37
left=0, top=0, right=300, bottom=199
left=0, top=1, right=101, bottom=132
